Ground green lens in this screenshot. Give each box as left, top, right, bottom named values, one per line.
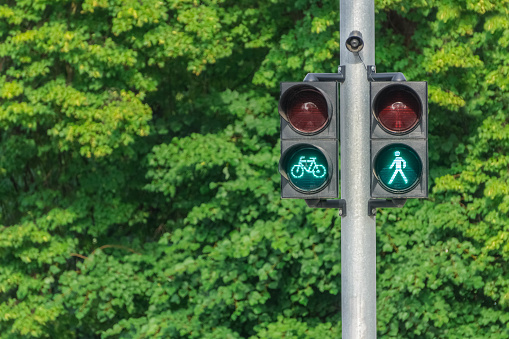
left=285, top=146, right=329, bottom=192
left=374, top=144, right=422, bottom=192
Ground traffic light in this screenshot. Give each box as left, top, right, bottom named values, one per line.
left=370, top=81, right=428, bottom=198
left=278, top=82, right=339, bottom=199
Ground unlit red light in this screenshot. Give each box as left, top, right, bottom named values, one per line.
left=287, top=90, right=328, bottom=134
left=376, top=89, right=420, bottom=133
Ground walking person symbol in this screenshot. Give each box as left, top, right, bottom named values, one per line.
left=388, top=151, right=408, bottom=184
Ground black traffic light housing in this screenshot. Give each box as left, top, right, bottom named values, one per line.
left=279, top=82, right=339, bottom=199
left=370, top=81, right=428, bottom=198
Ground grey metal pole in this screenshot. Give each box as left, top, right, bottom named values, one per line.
left=339, top=0, right=377, bottom=337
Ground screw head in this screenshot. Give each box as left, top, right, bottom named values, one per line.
left=371, top=208, right=376, bottom=215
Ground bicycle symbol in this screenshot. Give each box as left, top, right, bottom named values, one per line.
left=290, top=156, right=327, bottom=179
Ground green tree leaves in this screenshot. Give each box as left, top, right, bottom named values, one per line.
left=0, top=0, right=509, bottom=337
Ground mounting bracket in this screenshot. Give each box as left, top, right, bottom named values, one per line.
left=367, top=66, right=406, bottom=82
left=368, top=198, right=406, bottom=216
left=306, top=199, right=347, bottom=216
left=303, top=66, right=346, bottom=83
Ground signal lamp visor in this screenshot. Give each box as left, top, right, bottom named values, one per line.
left=374, top=85, right=421, bottom=134
left=282, top=146, right=330, bottom=193
left=374, top=144, right=422, bottom=193
left=280, top=87, right=329, bottom=134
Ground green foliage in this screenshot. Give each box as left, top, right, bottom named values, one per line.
left=0, top=0, right=508, bottom=337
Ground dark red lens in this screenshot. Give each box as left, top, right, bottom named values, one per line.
left=376, top=89, right=421, bottom=133
left=287, top=90, right=328, bottom=133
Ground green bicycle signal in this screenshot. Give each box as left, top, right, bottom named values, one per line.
left=283, top=146, right=329, bottom=192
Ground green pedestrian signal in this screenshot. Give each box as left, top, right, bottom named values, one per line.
left=284, top=146, right=329, bottom=192
left=370, top=81, right=428, bottom=198
left=373, top=144, right=422, bottom=193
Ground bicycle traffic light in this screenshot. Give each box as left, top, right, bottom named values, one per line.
left=278, top=82, right=339, bottom=199
left=370, top=81, right=428, bottom=198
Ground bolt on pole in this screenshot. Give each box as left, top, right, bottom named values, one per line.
left=339, top=0, right=377, bottom=337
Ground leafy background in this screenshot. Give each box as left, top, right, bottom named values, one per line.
left=0, top=0, right=508, bottom=337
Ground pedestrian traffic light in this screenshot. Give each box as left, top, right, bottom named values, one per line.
left=278, top=82, right=339, bottom=199
left=370, top=81, right=428, bottom=198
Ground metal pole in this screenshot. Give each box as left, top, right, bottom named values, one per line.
left=339, top=0, right=377, bottom=337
